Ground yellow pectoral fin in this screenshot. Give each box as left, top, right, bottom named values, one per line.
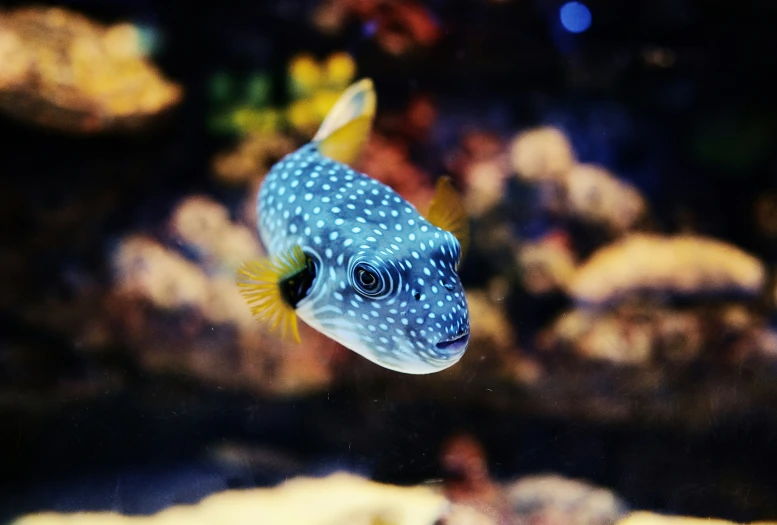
left=314, top=78, right=376, bottom=166
left=235, top=245, right=310, bottom=343
left=424, top=176, right=470, bottom=260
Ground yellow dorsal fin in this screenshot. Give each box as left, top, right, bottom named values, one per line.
left=235, top=245, right=309, bottom=343
left=424, top=176, right=470, bottom=260
left=314, top=78, right=376, bottom=166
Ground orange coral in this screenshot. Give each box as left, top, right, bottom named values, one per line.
left=313, top=0, right=441, bottom=56
left=440, top=433, right=503, bottom=520
left=357, top=132, right=435, bottom=210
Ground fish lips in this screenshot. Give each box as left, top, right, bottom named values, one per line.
left=435, top=330, right=470, bottom=355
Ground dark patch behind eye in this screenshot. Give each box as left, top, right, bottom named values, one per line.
left=280, top=256, right=317, bottom=308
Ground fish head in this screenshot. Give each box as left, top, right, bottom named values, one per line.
left=295, top=221, right=470, bottom=374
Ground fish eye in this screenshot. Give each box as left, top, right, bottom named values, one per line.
left=351, top=262, right=391, bottom=298
left=357, top=267, right=378, bottom=290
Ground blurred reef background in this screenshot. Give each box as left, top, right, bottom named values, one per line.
left=2, top=0, right=777, bottom=524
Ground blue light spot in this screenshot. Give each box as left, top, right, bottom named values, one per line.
left=560, top=2, right=591, bottom=33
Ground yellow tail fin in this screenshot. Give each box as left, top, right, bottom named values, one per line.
left=314, top=78, right=376, bottom=166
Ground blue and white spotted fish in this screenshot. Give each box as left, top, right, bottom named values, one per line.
left=237, top=79, right=470, bottom=374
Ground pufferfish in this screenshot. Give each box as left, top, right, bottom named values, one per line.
left=236, top=78, right=470, bottom=374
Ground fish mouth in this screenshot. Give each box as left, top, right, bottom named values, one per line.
left=435, top=330, right=470, bottom=354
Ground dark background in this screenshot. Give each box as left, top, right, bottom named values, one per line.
left=1, top=0, right=776, bottom=522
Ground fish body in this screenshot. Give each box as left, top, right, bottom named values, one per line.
left=238, top=79, right=470, bottom=374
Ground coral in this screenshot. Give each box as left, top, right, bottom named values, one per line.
left=11, top=472, right=449, bottom=525
left=311, top=0, right=440, bottom=56
left=167, top=195, right=265, bottom=272
left=440, top=433, right=627, bottom=525
left=212, top=132, right=295, bottom=186
left=506, top=474, right=628, bottom=525
left=109, top=195, right=337, bottom=396
left=112, top=235, right=210, bottom=310
left=466, top=288, right=516, bottom=353
left=439, top=504, right=498, bottom=525
left=568, top=234, right=766, bottom=305
left=508, top=127, right=646, bottom=234
left=0, top=6, right=181, bottom=132
left=0, top=30, right=29, bottom=89
left=563, top=164, right=647, bottom=234
left=357, top=133, right=435, bottom=211
left=441, top=434, right=500, bottom=503
left=510, top=126, right=576, bottom=183
left=454, top=288, right=545, bottom=385
left=209, top=52, right=356, bottom=138
left=754, top=192, right=777, bottom=239
left=547, top=308, right=653, bottom=365
left=541, top=302, right=774, bottom=365
left=616, top=512, right=776, bottom=525
left=517, top=230, right=577, bottom=295
left=440, top=434, right=506, bottom=523
left=461, top=159, right=510, bottom=217
left=168, top=196, right=233, bottom=253
left=773, top=272, right=777, bottom=306
left=441, top=130, right=510, bottom=217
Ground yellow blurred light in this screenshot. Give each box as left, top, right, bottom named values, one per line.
left=324, top=52, right=356, bottom=88
left=311, top=89, right=340, bottom=120
left=287, top=98, right=319, bottom=133
left=288, top=53, right=322, bottom=98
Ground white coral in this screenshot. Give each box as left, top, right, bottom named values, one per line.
left=168, top=194, right=263, bottom=274
left=11, top=473, right=449, bottom=525
left=168, top=196, right=233, bottom=255
left=203, top=276, right=256, bottom=330
left=208, top=224, right=264, bottom=273
left=510, top=126, right=576, bottom=182
left=617, top=511, right=746, bottom=525
left=517, top=233, right=577, bottom=294
left=569, top=234, right=766, bottom=304
left=563, top=164, right=646, bottom=234
left=463, top=159, right=510, bottom=216
left=112, top=235, right=209, bottom=309
left=0, top=29, right=29, bottom=88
